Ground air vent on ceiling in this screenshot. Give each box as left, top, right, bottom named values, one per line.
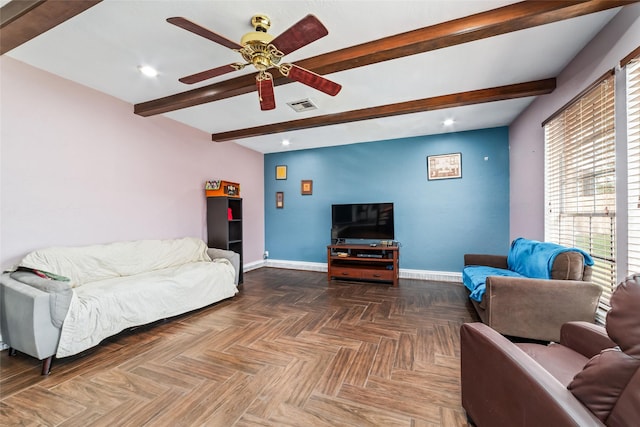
left=287, top=98, right=318, bottom=112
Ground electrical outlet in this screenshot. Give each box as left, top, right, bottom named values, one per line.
left=263, top=250, right=269, bottom=259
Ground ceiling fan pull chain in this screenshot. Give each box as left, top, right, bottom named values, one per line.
left=257, top=71, right=264, bottom=101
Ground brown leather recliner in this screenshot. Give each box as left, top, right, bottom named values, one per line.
left=460, top=274, right=640, bottom=426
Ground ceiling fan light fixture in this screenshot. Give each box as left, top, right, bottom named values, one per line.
left=240, top=31, right=274, bottom=46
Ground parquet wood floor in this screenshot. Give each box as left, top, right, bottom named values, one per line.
left=0, top=267, right=479, bottom=426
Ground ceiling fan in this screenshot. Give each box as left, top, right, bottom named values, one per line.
left=167, top=14, right=342, bottom=111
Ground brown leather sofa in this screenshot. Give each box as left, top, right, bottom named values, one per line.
left=464, top=246, right=602, bottom=342
left=460, top=274, right=640, bottom=427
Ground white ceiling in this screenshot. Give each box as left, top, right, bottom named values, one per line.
left=5, top=1, right=619, bottom=153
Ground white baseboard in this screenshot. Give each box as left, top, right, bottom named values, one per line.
left=399, top=268, right=462, bottom=283
left=264, top=259, right=327, bottom=272
left=243, top=260, right=266, bottom=272
left=247, top=259, right=462, bottom=283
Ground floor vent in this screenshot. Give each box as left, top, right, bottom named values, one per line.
left=287, top=98, right=317, bottom=112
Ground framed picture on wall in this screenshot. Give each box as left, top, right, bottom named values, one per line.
left=301, top=180, right=313, bottom=195
left=276, top=165, right=287, bottom=180
left=276, top=191, right=284, bottom=208
left=427, top=152, right=462, bottom=180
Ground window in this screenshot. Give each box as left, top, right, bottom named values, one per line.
left=627, top=57, right=640, bottom=276
left=544, top=72, right=616, bottom=316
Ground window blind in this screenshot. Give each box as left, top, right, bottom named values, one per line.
left=627, top=57, right=640, bottom=276
left=544, top=73, right=616, bottom=318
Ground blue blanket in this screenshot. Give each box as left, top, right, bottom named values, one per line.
left=463, top=266, right=524, bottom=302
left=506, top=237, right=594, bottom=279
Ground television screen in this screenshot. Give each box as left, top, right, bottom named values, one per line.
left=331, top=203, right=394, bottom=240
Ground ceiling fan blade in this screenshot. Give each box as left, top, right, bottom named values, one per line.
left=284, top=65, right=341, bottom=96
left=270, top=14, right=328, bottom=56
left=167, top=17, right=242, bottom=50
left=179, top=63, right=242, bottom=84
left=256, top=74, right=276, bottom=111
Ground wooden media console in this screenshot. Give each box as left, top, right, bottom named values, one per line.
left=327, top=244, right=399, bottom=286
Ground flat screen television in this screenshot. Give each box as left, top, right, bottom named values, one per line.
left=331, top=202, right=394, bottom=241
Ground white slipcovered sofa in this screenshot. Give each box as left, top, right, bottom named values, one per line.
left=0, top=237, right=239, bottom=374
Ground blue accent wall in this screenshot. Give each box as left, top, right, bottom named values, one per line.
left=264, top=127, right=510, bottom=272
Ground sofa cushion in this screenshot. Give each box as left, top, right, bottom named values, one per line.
left=18, top=237, right=210, bottom=287
left=516, top=342, right=588, bottom=387
left=462, top=266, right=524, bottom=302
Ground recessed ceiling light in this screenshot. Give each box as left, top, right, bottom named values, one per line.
left=282, top=139, right=290, bottom=146
left=443, top=118, right=455, bottom=126
left=138, top=65, right=158, bottom=77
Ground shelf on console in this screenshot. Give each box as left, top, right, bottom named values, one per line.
left=327, top=244, right=399, bottom=286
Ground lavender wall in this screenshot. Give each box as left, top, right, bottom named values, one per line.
left=509, top=4, right=640, bottom=240
left=0, top=56, right=265, bottom=270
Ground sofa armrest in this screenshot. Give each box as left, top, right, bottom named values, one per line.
left=460, top=323, right=604, bottom=427
left=207, top=248, right=240, bottom=285
left=560, top=321, right=614, bottom=358
left=10, top=271, right=72, bottom=328
left=484, top=276, right=602, bottom=342
left=0, top=273, right=62, bottom=360
left=464, top=254, right=508, bottom=269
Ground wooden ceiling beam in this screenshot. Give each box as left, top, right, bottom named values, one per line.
left=134, top=0, right=633, bottom=117
left=1, top=0, right=45, bottom=28
left=0, top=0, right=103, bottom=55
left=210, top=78, right=556, bottom=142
